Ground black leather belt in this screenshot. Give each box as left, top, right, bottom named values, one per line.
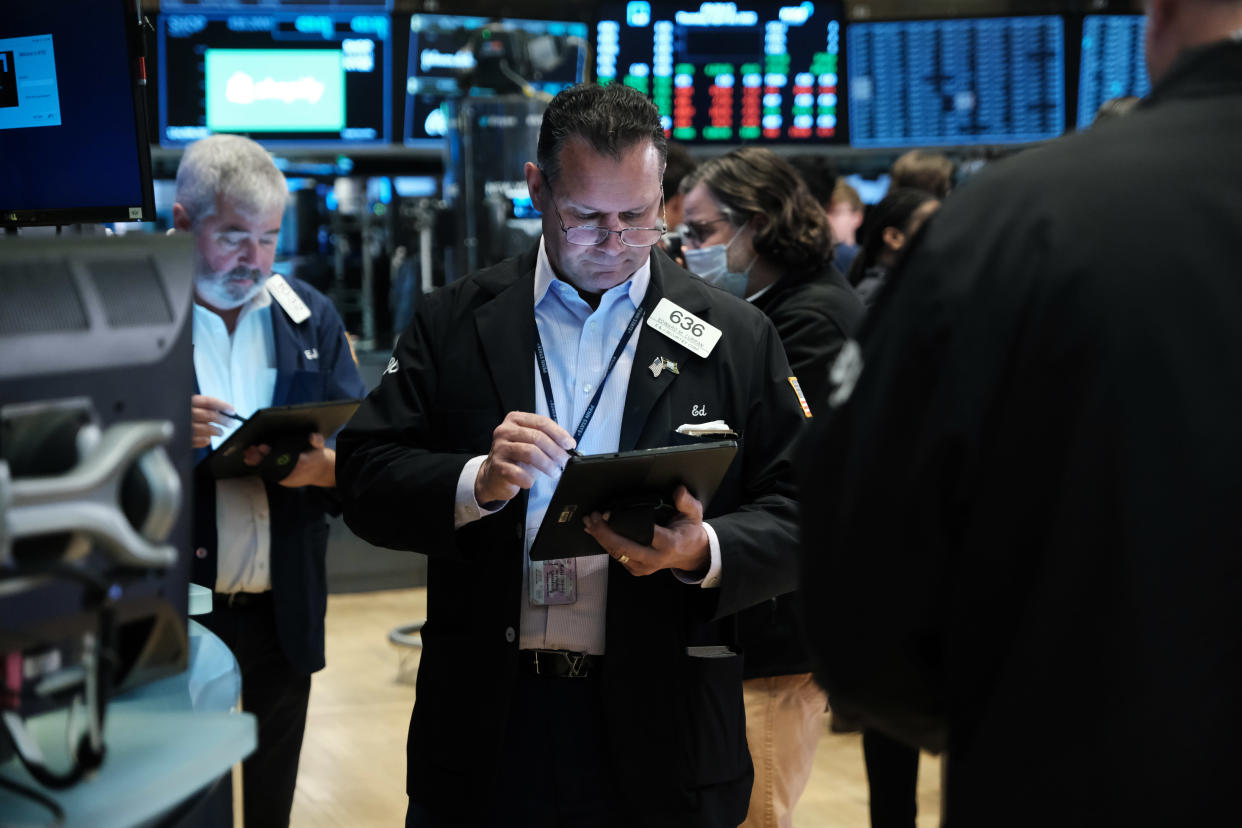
left=213, top=591, right=271, bottom=608
left=519, top=649, right=600, bottom=679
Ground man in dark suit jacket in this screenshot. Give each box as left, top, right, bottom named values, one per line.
left=177, top=134, right=366, bottom=828
left=336, top=83, right=808, bottom=827
left=799, top=1, right=1242, bottom=824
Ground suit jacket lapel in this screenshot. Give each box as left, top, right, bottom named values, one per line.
left=618, top=252, right=709, bottom=451
left=474, top=256, right=538, bottom=415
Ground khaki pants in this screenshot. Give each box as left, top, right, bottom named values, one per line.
left=741, top=673, right=828, bottom=828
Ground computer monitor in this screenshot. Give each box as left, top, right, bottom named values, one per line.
left=595, top=1, right=846, bottom=144
left=1076, top=14, right=1150, bottom=129
left=157, top=5, right=393, bottom=148
left=403, top=14, right=589, bottom=149
left=0, top=0, right=154, bottom=227
left=0, top=234, right=193, bottom=761
left=847, top=15, right=1067, bottom=148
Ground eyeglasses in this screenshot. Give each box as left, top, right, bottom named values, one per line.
left=681, top=217, right=732, bottom=247
left=541, top=173, right=666, bottom=248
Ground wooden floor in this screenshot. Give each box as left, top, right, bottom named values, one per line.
left=291, top=589, right=941, bottom=828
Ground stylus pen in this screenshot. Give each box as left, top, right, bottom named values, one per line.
left=221, top=410, right=247, bottom=424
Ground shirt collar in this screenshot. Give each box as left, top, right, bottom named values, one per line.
left=534, top=236, right=651, bottom=310
left=746, top=283, right=772, bottom=303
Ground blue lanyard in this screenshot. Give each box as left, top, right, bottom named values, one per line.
left=534, top=304, right=646, bottom=445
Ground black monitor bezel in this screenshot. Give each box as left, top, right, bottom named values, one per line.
left=154, top=7, right=396, bottom=151
left=1, top=0, right=156, bottom=228
left=592, top=0, right=850, bottom=147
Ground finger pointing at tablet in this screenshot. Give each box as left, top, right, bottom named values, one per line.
left=474, top=411, right=576, bottom=506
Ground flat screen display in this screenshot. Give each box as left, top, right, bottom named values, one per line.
left=847, top=15, right=1066, bottom=148
left=158, top=8, right=392, bottom=147
left=404, top=14, right=589, bottom=149
left=0, top=0, right=153, bottom=226
left=1076, top=14, right=1150, bottom=129
left=595, top=1, right=846, bottom=143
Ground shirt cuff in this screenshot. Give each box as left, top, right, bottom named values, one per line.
left=673, top=522, right=722, bottom=589
left=454, top=455, right=506, bottom=529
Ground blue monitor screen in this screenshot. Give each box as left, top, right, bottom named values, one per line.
left=404, top=15, right=589, bottom=148
left=0, top=0, right=152, bottom=225
left=595, top=1, right=846, bottom=144
left=1076, top=14, right=1150, bottom=129
left=158, top=9, right=392, bottom=147
left=847, top=16, right=1066, bottom=148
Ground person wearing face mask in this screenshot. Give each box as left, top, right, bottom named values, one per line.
left=174, top=134, right=366, bottom=828
left=680, top=147, right=864, bottom=828
left=680, top=147, right=863, bottom=411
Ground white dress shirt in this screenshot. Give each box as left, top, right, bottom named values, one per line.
left=192, top=290, right=278, bottom=594
left=454, top=240, right=722, bottom=654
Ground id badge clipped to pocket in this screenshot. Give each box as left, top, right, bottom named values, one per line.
left=529, top=557, right=577, bottom=606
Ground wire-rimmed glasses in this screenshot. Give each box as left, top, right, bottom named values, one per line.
left=541, top=173, right=667, bottom=248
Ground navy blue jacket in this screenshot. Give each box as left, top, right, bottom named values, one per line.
left=192, top=277, right=366, bottom=675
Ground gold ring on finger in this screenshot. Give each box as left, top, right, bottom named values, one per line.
left=618, top=554, right=630, bottom=564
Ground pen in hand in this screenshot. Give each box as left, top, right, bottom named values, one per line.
left=220, top=410, right=247, bottom=424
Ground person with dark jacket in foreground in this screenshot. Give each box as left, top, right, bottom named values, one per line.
left=680, top=147, right=863, bottom=828
left=336, top=83, right=808, bottom=828
left=799, top=0, right=1242, bottom=824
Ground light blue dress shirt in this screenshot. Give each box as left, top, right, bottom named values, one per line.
left=454, top=239, right=721, bottom=654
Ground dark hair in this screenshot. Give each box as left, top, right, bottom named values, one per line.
left=663, top=142, right=697, bottom=194
left=786, top=154, right=839, bottom=208
left=846, top=187, right=940, bottom=286
left=537, top=83, right=668, bottom=185
left=890, top=149, right=954, bottom=199
left=681, top=146, right=834, bottom=274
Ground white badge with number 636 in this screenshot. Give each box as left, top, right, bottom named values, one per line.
left=646, top=298, right=722, bottom=358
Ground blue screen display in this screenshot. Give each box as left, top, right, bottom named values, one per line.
left=158, top=9, right=392, bottom=147
left=1076, top=14, right=1150, bottom=129
left=847, top=16, right=1066, bottom=148
left=0, top=1, right=149, bottom=221
left=404, top=15, right=588, bottom=148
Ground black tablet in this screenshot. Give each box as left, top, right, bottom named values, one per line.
left=528, top=440, right=738, bottom=560
left=201, top=399, right=362, bottom=479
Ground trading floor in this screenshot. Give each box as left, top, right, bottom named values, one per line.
left=291, top=589, right=942, bottom=828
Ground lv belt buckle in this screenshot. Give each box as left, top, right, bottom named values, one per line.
left=565, top=652, right=586, bottom=678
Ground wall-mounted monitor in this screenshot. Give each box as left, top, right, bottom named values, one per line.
left=595, top=1, right=846, bottom=144
left=0, top=0, right=154, bottom=226
left=403, top=14, right=589, bottom=149
left=157, top=7, right=392, bottom=148
left=847, top=15, right=1066, bottom=148
left=1076, top=14, right=1149, bottom=129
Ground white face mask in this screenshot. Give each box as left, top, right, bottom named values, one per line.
left=684, top=224, right=753, bottom=298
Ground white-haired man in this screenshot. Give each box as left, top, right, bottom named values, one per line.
left=175, top=134, right=366, bottom=828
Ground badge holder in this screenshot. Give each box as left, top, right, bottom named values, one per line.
left=529, top=557, right=577, bottom=606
